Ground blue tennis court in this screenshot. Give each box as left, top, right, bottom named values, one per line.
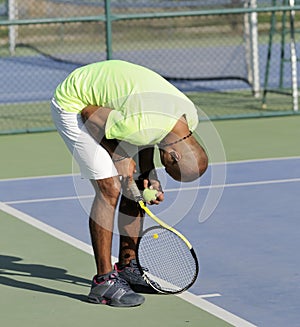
left=1, top=157, right=300, bottom=326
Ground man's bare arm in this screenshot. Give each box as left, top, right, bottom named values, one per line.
left=81, top=105, right=136, bottom=179
left=81, top=105, right=112, bottom=143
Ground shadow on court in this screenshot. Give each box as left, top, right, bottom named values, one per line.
left=0, top=255, right=90, bottom=302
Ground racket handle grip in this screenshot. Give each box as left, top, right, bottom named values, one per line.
left=129, top=181, right=143, bottom=202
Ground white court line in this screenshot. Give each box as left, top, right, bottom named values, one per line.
left=212, top=155, right=300, bottom=165
left=198, top=293, right=221, bottom=299
left=165, top=177, right=300, bottom=193
left=0, top=155, right=299, bottom=182
left=224, top=155, right=300, bottom=165
left=6, top=195, right=94, bottom=205
left=0, top=202, right=93, bottom=255
left=0, top=173, right=75, bottom=182
left=0, top=201, right=257, bottom=327
left=5, top=176, right=300, bottom=205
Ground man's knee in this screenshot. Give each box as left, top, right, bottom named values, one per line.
left=93, top=177, right=121, bottom=207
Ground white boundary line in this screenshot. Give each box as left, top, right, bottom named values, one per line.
left=6, top=195, right=94, bottom=205
left=0, top=173, right=75, bottom=182
left=0, top=156, right=299, bottom=182
left=213, top=155, right=300, bottom=165
left=0, top=201, right=257, bottom=327
left=0, top=202, right=93, bottom=255
left=164, top=177, right=300, bottom=193
left=5, top=176, right=300, bottom=205
left=198, top=293, right=221, bottom=299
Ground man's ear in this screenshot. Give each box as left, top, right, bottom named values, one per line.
left=169, top=151, right=182, bottom=162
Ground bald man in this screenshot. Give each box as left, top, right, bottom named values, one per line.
left=51, top=60, right=208, bottom=307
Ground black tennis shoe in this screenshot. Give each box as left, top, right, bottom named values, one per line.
left=115, top=260, right=160, bottom=294
left=87, top=270, right=145, bottom=307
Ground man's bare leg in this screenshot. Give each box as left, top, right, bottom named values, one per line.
left=87, top=177, right=146, bottom=306
left=115, top=194, right=158, bottom=294
left=89, top=177, right=121, bottom=275
left=117, top=195, right=144, bottom=265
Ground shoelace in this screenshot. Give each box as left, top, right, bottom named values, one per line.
left=130, top=261, right=149, bottom=274
left=110, top=273, right=132, bottom=291
left=129, top=262, right=160, bottom=289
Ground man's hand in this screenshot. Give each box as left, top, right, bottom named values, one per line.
left=115, top=157, right=139, bottom=201
left=114, top=157, right=137, bottom=181
left=142, top=179, right=164, bottom=205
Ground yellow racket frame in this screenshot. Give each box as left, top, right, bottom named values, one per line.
left=129, top=182, right=192, bottom=249
left=137, top=200, right=193, bottom=249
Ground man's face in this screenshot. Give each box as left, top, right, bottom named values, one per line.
left=159, top=149, right=181, bottom=181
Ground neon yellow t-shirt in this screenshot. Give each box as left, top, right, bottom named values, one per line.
left=55, top=60, right=198, bottom=145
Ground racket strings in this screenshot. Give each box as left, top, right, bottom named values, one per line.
left=137, top=227, right=198, bottom=293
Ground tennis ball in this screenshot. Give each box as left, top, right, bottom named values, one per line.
left=143, top=188, right=158, bottom=202
left=153, top=233, right=159, bottom=239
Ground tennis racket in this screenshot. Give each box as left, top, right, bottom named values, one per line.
left=129, top=181, right=199, bottom=294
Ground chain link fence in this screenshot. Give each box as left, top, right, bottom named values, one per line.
left=0, top=0, right=299, bottom=133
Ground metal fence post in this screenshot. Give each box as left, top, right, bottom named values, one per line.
left=8, top=0, right=18, bottom=55
left=104, top=0, right=113, bottom=60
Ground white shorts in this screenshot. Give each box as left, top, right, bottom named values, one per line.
left=51, top=97, right=119, bottom=180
